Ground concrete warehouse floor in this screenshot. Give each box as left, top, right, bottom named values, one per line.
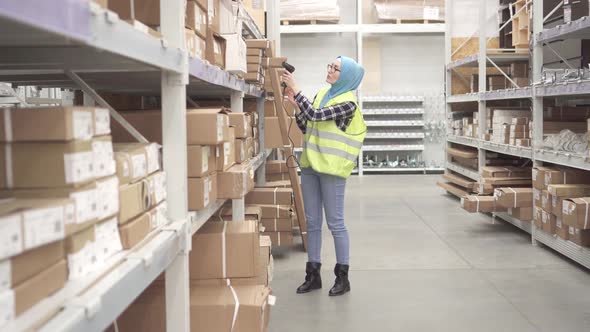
left=268, top=175, right=590, bottom=332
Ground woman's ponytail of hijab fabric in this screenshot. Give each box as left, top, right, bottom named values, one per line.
left=319, top=56, right=365, bottom=108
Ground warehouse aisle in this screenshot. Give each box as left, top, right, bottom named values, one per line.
left=268, top=175, right=590, bottom=332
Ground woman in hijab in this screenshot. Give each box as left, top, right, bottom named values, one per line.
left=282, top=56, right=366, bottom=297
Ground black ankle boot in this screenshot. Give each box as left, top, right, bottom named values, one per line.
left=296, top=262, right=322, bottom=294
left=329, top=264, right=350, bottom=296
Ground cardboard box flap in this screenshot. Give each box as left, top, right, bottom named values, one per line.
left=548, top=184, right=590, bottom=197
left=187, top=108, right=229, bottom=115
left=197, top=218, right=258, bottom=235
left=219, top=205, right=262, bottom=220
left=190, top=285, right=237, bottom=306
left=233, top=284, right=271, bottom=307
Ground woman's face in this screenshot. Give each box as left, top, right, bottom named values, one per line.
left=326, top=59, right=341, bottom=84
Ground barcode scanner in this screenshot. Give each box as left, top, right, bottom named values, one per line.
left=281, top=62, right=295, bottom=88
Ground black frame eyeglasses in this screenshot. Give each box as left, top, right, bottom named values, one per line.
left=327, top=64, right=341, bottom=73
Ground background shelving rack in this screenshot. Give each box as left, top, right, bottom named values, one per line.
left=0, top=1, right=271, bottom=331
left=444, top=0, right=590, bottom=270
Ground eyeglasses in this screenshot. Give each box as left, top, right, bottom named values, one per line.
left=327, top=64, right=341, bottom=73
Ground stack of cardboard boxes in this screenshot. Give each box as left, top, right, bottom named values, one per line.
left=0, top=106, right=123, bottom=327
left=533, top=166, right=590, bottom=246
left=476, top=166, right=532, bottom=195
left=111, top=211, right=274, bottom=332
left=246, top=39, right=270, bottom=86
left=246, top=186, right=295, bottom=247
left=114, top=143, right=167, bottom=249
left=491, top=110, right=530, bottom=144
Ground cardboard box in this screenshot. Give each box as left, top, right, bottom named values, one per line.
left=533, top=207, right=543, bottom=229
left=190, top=219, right=259, bottom=280
left=265, top=160, right=288, bottom=175
left=110, top=283, right=272, bottom=332
left=216, top=127, right=235, bottom=172
left=92, top=107, right=111, bottom=136
left=249, top=204, right=291, bottom=219
left=542, top=190, right=552, bottom=213
left=263, top=231, right=293, bottom=247
left=12, top=259, right=67, bottom=317
left=0, top=107, right=94, bottom=142
left=229, top=113, right=252, bottom=139
left=223, top=33, right=247, bottom=75
left=0, top=199, right=73, bottom=257
left=119, top=180, right=149, bottom=224
left=66, top=225, right=96, bottom=279
left=247, top=55, right=262, bottom=65
left=510, top=63, right=528, bottom=77
left=95, top=217, right=123, bottom=263
left=541, top=210, right=556, bottom=234
left=0, top=182, right=99, bottom=235
left=568, top=227, right=590, bottom=246
left=243, top=0, right=265, bottom=33
left=508, top=207, right=533, bottom=221
left=196, top=34, right=206, bottom=59
left=217, top=0, right=235, bottom=34
left=247, top=48, right=263, bottom=57
left=0, top=240, right=64, bottom=291
left=119, top=212, right=151, bottom=249
left=546, top=168, right=590, bottom=187
left=187, top=108, right=230, bottom=145
left=206, top=30, right=226, bottom=69
left=533, top=166, right=559, bottom=190
left=186, top=0, right=208, bottom=38
left=547, top=184, right=590, bottom=197
left=185, top=28, right=200, bottom=58
left=265, top=117, right=305, bottom=148
left=188, top=145, right=216, bottom=177
left=217, top=162, right=255, bottom=199
left=261, top=218, right=292, bottom=232
left=246, top=39, right=270, bottom=49
left=246, top=187, right=293, bottom=205
left=494, top=187, right=533, bottom=208
left=0, top=141, right=94, bottom=189
left=246, top=137, right=255, bottom=158
left=92, top=136, right=116, bottom=179
left=265, top=173, right=289, bottom=182
left=481, top=166, right=531, bottom=178
left=188, top=173, right=217, bottom=211
left=461, top=195, right=497, bottom=213
left=217, top=205, right=262, bottom=222
left=114, top=143, right=160, bottom=185
left=108, top=0, right=160, bottom=26
left=562, top=197, right=590, bottom=229
left=235, top=139, right=247, bottom=163
left=264, top=99, right=276, bottom=117
left=555, top=218, right=568, bottom=239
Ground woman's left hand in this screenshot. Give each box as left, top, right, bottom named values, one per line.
left=281, top=70, right=300, bottom=95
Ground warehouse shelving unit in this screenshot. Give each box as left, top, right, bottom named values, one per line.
left=444, top=0, right=590, bottom=269
left=0, top=0, right=271, bottom=331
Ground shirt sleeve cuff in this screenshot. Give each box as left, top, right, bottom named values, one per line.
left=294, top=92, right=305, bottom=103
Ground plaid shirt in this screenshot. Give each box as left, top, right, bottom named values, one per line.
left=294, top=92, right=356, bottom=134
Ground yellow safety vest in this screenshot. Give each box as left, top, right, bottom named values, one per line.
left=300, top=87, right=366, bottom=178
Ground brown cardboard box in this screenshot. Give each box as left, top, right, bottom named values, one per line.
left=0, top=182, right=99, bottom=233
left=250, top=204, right=291, bottom=219
left=263, top=231, right=293, bottom=247
left=188, top=173, right=217, bottom=211
left=542, top=190, right=552, bottom=213
left=532, top=166, right=560, bottom=190
left=246, top=39, right=270, bottom=49
left=196, top=34, right=206, bottom=59
left=548, top=184, right=590, bottom=197
left=246, top=187, right=293, bottom=205
left=264, top=99, right=276, bottom=117
left=264, top=117, right=304, bottom=148
left=216, top=127, right=235, bottom=171
left=96, top=176, right=120, bottom=221
left=235, top=138, right=247, bottom=163
left=217, top=162, right=255, bottom=199
left=245, top=137, right=254, bottom=159
left=119, top=212, right=151, bottom=249
left=461, top=195, right=497, bottom=213
left=481, top=166, right=531, bottom=178
left=65, top=224, right=96, bottom=279
left=0, top=141, right=94, bottom=189
left=114, top=144, right=149, bottom=185
left=188, top=145, right=216, bottom=177
left=261, top=218, right=292, bottom=232
left=562, top=197, right=590, bottom=229
left=247, top=48, right=263, bottom=57
left=92, top=136, right=116, bottom=179
left=217, top=205, right=262, bottom=222
left=243, top=0, right=265, bottom=33
left=185, top=28, right=200, bottom=58
left=0, top=199, right=73, bottom=255
left=108, top=0, right=160, bottom=26
left=229, top=113, right=252, bottom=138
left=265, top=173, right=289, bottom=182
left=545, top=168, right=590, bottom=187
left=206, top=30, right=226, bottom=69
left=568, top=227, right=590, bottom=246
left=533, top=207, right=543, bottom=229
left=190, top=219, right=259, bottom=280
left=533, top=188, right=542, bottom=208
left=247, top=55, right=262, bottom=65
left=541, top=210, right=556, bottom=234
left=0, top=107, right=94, bottom=142
left=13, top=259, right=67, bottom=316
left=144, top=171, right=166, bottom=207
left=119, top=180, right=149, bottom=224
left=187, top=108, right=230, bottom=145
left=265, top=160, right=287, bottom=174
left=508, top=207, right=533, bottom=221
left=256, top=180, right=292, bottom=188
left=555, top=218, right=568, bottom=239
left=1, top=240, right=64, bottom=289
left=223, top=33, right=247, bottom=75
left=110, top=110, right=162, bottom=144
left=494, top=187, right=533, bottom=208
left=186, top=0, right=208, bottom=38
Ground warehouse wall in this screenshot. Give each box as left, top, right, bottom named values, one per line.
left=280, top=33, right=358, bottom=98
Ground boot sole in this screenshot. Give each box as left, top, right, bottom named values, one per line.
left=328, top=285, right=351, bottom=296
left=296, top=285, right=322, bottom=294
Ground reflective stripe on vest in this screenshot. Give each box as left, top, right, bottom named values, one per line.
left=304, top=141, right=358, bottom=162
left=305, top=127, right=363, bottom=149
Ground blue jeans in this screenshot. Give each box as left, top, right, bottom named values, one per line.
left=301, top=167, right=349, bottom=265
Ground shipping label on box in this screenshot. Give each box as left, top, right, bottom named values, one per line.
left=67, top=240, right=96, bottom=280
left=92, top=137, right=116, bottom=179
left=70, top=185, right=99, bottom=225
left=147, top=171, right=167, bottom=206
left=0, top=214, right=22, bottom=261
left=0, top=290, right=15, bottom=327
left=64, top=150, right=95, bottom=185
left=22, top=204, right=69, bottom=250
left=96, top=176, right=119, bottom=220
left=95, top=217, right=122, bottom=262
left=93, top=108, right=111, bottom=136
left=0, top=260, right=10, bottom=292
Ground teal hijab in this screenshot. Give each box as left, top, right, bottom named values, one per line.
left=319, top=56, right=365, bottom=108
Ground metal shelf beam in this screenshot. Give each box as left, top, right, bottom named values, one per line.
left=480, top=87, right=533, bottom=100
left=535, top=80, right=590, bottom=97
left=447, top=135, right=481, bottom=148
left=446, top=162, right=479, bottom=181
left=365, top=120, right=424, bottom=127
left=447, top=93, right=479, bottom=103
left=280, top=23, right=445, bottom=34
left=534, top=228, right=590, bottom=269
left=363, top=145, right=425, bottom=152
left=493, top=212, right=532, bottom=234
left=537, top=16, right=590, bottom=43
left=534, top=149, right=590, bottom=171
left=481, top=141, right=533, bottom=159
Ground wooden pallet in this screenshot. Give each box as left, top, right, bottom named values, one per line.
left=380, top=18, right=445, bottom=24
left=447, top=146, right=478, bottom=159
left=281, top=18, right=339, bottom=25
left=442, top=172, right=476, bottom=191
